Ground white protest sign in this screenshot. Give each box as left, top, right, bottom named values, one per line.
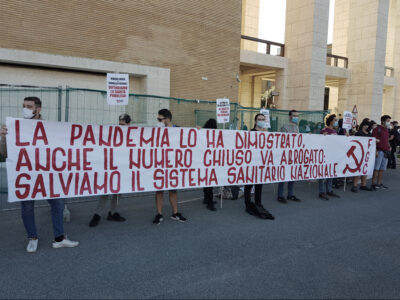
left=216, top=98, right=230, bottom=123
left=5, top=118, right=376, bottom=202
left=343, top=111, right=353, bottom=130
left=260, top=109, right=271, bottom=128
left=106, top=73, right=129, bottom=105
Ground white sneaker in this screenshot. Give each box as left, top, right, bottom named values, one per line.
left=26, top=239, right=38, bottom=253
left=52, top=236, right=79, bottom=249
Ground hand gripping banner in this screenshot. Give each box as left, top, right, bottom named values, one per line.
left=5, top=118, right=376, bottom=202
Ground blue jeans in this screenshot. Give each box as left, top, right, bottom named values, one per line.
left=319, top=178, right=333, bottom=194
left=21, top=199, right=65, bottom=239
left=278, top=181, right=294, bottom=198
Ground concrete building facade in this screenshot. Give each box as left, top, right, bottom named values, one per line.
left=1, top=0, right=399, bottom=123
left=0, top=0, right=242, bottom=125
left=240, top=0, right=400, bottom=122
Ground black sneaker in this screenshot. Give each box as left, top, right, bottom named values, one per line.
left=371, top=184, right=377, bottom=191
left=327, top=191, right=340, bottom=198
left=377, top=184, right=388, bottom=189
left=89, top=214, right=101, bottom=227
left=246, top=203, right=259, bottom=216
left=360, top=185, right=372, bottom=191
left=319, top=193, right=329, bottom=200
left=153, top=214, right=164, bottom=225
left=350, top=186, right=358, bottom=193
left=171, top=213, right=187, bottom=222
left=255, top=204, right=275, bottom=220
left=206, top=203, right=216, bottom=211
left=107, top=212, right=126, bottom=222
left=287, top=195, right=301, bottom=202
left=277, top=197, right=287, bottom=204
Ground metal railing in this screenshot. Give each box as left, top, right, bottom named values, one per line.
left=0, top=85, right=328, bottom=210
left=241, top=35, right=285, bottom=57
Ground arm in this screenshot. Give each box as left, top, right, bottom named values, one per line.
left=0, top=125, right=7, bottom=158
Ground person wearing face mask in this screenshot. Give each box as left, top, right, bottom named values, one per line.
left=371, top=115, right=392, bottom=190
left=0, top=97, right=79, bottom=253
left=277, top=110, right=301, bottom=203
left=153, top=109, right=187, bottom=225
left=351, top=120, right=373, bottom=192
left=243, top=114, right=274, bottom=220
left=318, top=114, right=341, bottom=200
left=89, top=114, right=131, bottom=227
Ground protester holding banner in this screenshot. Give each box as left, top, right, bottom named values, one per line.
left=153, top=109, right=187, bottom=224
left=318, top=114, right=341, bottom=200
left=371, top=115, right=392, bottom=190
left=351, top=119, right=373, bottom=192
left=89, top=114, right=132, bottom=227
left=277, top=110, right=301, bottom=204
left=202, top=118, right=218, bottom=211
left=243, top=114, right=274, bottom=220
left=0, top=96, right=79, bottom=252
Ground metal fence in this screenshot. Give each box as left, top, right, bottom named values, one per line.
left=0, top=85, right=328, bottom=210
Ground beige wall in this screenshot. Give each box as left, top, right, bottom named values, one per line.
left=241, top=0, right=260, bottom=51
left=275, top=0, right=329, bottom=110
left=0, top=0, right=242, bottom=103
left=333, top=0, right=390, bottom=121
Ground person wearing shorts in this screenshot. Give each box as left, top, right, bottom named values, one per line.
left=371, top=115, right=391, bottom=190
left=152, top=109, right=187, bottom=225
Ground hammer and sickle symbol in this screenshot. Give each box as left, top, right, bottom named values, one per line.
left=343, top=140, right=365, bottom=174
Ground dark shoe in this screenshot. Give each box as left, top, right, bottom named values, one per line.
left=377, top=184, right=388, bottom=189
left=153, top=214, right=163, bottom=225
left=359, top=185, right=372, bottom=191
left=203, top=199, right=217, bottom=204
left=89, top=214, right=101, bottom=227
left=206, top=203, right=216, bottom=211
left=245, top=202, right=259, bottom=216
left=254, top=204, right=275, bottom=220
left=287, top=195, right=301, bottom=202
left=277, top=197, right=287, bottom=204
left=327, top=191, right=340, bottom=198
left=107, top=212, right=126, bottom=222
left=171, top=213, right=187, bottom=222
left=371, top=184, right=377, bottom=191
left=319, top=193, right=329, bottom=200
left=350, top=186, right=358, bottom=193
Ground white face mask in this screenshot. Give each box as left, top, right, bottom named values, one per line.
left=157, top=122, right=165, bottom=128
left=385, top=121, right=391, bottom=128
left=23, top=108, right=35, bottom=119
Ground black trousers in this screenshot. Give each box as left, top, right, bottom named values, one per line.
left=388, top=147, right=397, bottom=168
left=203, top=187, right=213, bottom=205
left=244, top=184, right=262, bottom=206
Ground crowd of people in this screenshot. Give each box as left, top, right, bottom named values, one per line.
left=0, top=96, right=398, bottom=253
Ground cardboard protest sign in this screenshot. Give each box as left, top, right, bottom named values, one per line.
left=216, top=99, right=230, bottom=123
left=107, top=73, right=129, bottom=105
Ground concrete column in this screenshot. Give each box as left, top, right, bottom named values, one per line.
left=387, top=0, right=400, bottom=121
left=276, top=0, right=329, bottom=110
left=241, top=0, right=260, bottom=51
left=332, top=0, right=390, bottom=121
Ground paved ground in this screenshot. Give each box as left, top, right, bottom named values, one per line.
left=0, top=170, right=400, bottom=299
